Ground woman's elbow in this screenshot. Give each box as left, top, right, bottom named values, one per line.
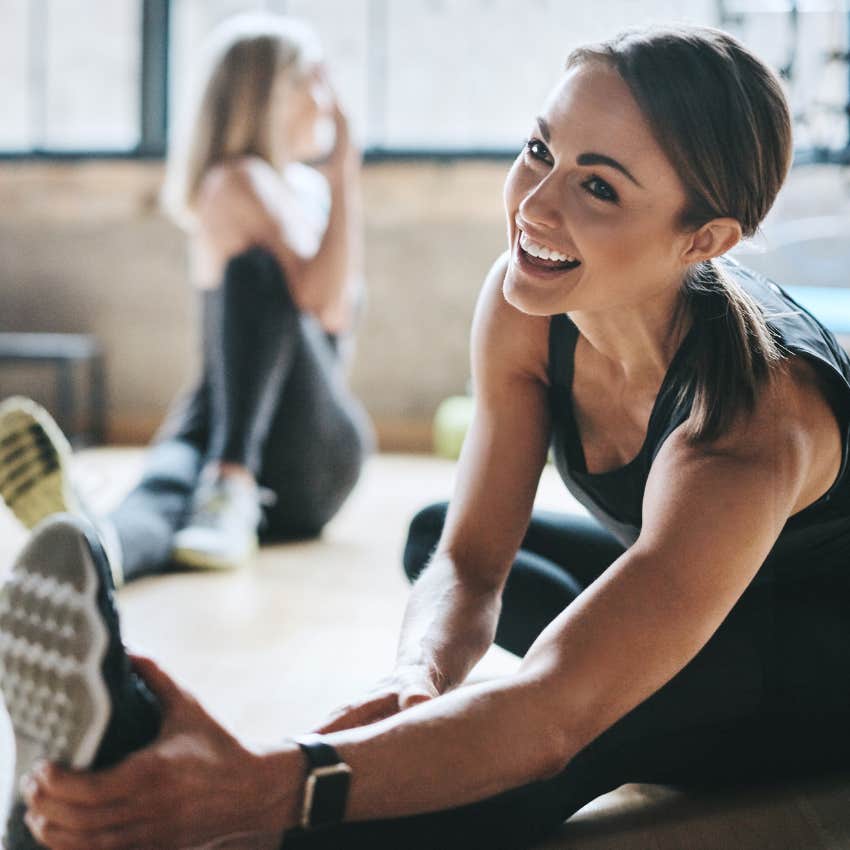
left=516, top=665, right=603, bottom=782
left=514, top=677, right=580, bottom=782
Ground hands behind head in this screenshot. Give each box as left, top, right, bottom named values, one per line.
left=22, top=655, right=282, bottom=850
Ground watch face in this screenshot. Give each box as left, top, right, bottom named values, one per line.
left=304, top=763, right=352, bottom=829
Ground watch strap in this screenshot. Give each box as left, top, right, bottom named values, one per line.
left=294, top=734, right=352, bottom=830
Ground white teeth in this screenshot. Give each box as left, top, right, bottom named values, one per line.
left=519, top=232, right=578, bottom=264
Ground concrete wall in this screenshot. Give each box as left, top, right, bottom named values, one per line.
left=0, top=160, right=507, bottom=448
left=1, top=159, right=848, bottom=449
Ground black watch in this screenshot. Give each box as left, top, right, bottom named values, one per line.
left=293, top=734, right=352, bottom=830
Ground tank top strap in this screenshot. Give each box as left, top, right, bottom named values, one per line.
left=548, top=313, right=580, bottom=388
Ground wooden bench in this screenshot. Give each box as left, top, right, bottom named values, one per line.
left=0, top=333, right=106, bottom=445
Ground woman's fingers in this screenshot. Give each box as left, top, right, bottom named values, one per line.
left=128, top=654, right=186, bottom=711
left=313, top=666, right=443, bottom=733
left=24, top=806, right=159, bottom=850
left=397, top=688, right=435, bottom=710
left=31, top=746, right=163, bottom=806
left=24, top=780, right=140, bottom=833
left=313, top=692, right=399, bottom=734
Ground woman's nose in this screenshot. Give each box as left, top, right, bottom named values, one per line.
left=518, top=177, right=564, bottom=231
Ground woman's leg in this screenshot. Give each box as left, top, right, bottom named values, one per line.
left=112, top=246, right=371, bottom=576
left=256, top=317, right=373, bottom=539
left=202, top=247, right=307, bottom=476
left=280, top=526, right=850, bottom=849
left=106, top=434, right=205, bottom=583
left=176, top=246, right=371, bottom=552
left=404, top=502, right=626, bottom=656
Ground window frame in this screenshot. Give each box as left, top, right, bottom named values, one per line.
left=0, top=0, right=847, bottom=165
left=0, top=0, right=169, bottom=161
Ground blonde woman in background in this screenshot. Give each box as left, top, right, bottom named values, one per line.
left=0, top=13, right=373, bottom=584
left=0, top=15, right=372, bottom=847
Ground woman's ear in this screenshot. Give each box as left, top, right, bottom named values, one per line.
left=681, top=217, right=742, bottom=264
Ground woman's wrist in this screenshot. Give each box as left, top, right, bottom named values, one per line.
left=327, top=148, right=360, bottom=190
left=251, top=741, right=306, bottom=835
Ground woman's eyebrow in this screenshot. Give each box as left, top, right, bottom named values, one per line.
left=577, top=152, right=644, bottom=188
left=535, top=116, right=644, bottom=189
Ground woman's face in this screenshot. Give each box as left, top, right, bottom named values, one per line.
left=502, top=61, right=695, bottom=317
left=277, top=63, right=334, bottom=161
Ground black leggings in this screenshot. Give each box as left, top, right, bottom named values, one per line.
left=109, top=248, right=373, bottom=582
left=281, top=503, right=850, bottom=849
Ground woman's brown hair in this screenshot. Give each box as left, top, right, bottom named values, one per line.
left=567, top=26, right=794, bottom=441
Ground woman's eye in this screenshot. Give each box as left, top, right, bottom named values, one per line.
left=582, top=176, right=618, bottom=203
left=524, top=138, right=551, bottom=163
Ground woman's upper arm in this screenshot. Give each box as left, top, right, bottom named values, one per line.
left=194, top=161, right=305, bottom=287
left=435, top=252, right=553, bottom=592
left=517, top=358, right=840, bottom=761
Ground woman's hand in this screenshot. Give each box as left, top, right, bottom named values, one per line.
left=22, top=656, right=285, bottom=850
left=313, top=664, right=442, bottom=734
left=321, top=86, right=359, bottom=182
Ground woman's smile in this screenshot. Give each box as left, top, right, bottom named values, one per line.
left=514, top=229, right=582, bottom=280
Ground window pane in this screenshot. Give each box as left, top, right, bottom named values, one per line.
left=0, top=0, right=32, bottom=149
left=285, top=0, right=369, bottom=145
left=168, top=0, right=850, bottom=156
left=722, top=2, right=850, bottom=150
left=42, top=0, right=141, bottom=151
left=381, top=0, right=719, bottom=150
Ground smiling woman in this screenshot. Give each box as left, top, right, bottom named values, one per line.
left=12, top=23, right=850, bottom=850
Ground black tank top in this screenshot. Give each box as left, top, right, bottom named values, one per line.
left=547, top=256, right=850, bottom=578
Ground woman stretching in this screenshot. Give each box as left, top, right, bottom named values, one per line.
left=0, top=14, right=372, bottom=581
left=5, top=23, right=850, bottom=850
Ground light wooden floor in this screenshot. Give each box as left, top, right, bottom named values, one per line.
left=1, top=450, right=848, bottom=849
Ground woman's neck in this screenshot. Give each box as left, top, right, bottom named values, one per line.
left=569, top=286, right=692, bottom=389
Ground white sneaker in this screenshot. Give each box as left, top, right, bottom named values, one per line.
left=171, top=474, right=262, bottom=570
left=0, top=397, right=125, bottom=588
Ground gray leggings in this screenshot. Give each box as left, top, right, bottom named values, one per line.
left=109, top=248, right=373, bottom=582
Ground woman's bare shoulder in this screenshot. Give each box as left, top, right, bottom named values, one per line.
left=472, top=252, right=551, bottom=387
left=195, top=156, right=279, bottom=219
left=661, top=352, right=843, bottom=516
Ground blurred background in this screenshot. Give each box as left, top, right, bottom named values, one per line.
left=1, top=0, right=849, bottom=451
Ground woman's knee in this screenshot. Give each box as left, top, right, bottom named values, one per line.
left=402, top=502, right=449, bottom=584
left=220, top=247, right=299, bottom=317
left=262, top=445, right=367, bottom=539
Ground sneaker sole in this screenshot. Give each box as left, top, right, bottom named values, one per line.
left=0, top=398, right=78, bottom=530
left=171, top=539, right=257, bottom=571
left=0, top=517, right=110, bottom=772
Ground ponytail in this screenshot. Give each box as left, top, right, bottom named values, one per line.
left=679, top=260, right=784, bottom=442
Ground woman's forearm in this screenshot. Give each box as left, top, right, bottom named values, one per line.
left=395, top=553, right=503, bottom=691
left=256, top=672, right=569, bottom=832
left=297, top=166, right=361, bottom=326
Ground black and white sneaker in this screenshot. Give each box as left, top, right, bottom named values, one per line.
left=0, top=397, right=124, bottom=588
left=0, top=514, right=161, bottom=849
left=0, top=397, right=79, bottom=530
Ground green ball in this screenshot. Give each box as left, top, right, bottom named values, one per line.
left=432, top=396, right=475, bottom=459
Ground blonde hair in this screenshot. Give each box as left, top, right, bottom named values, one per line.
left=162, top=13, right=322, bottom=229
